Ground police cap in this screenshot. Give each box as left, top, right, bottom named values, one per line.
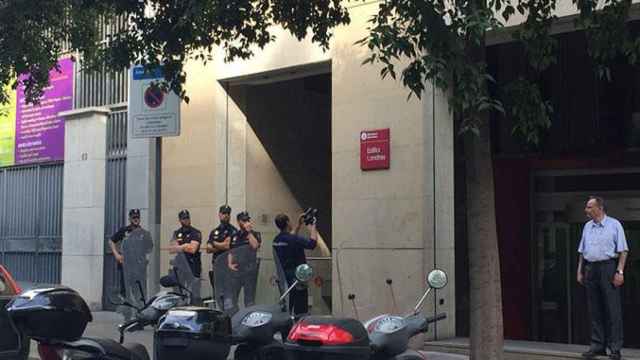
left=178, top=209, right=190, bottom=220
left=237, top=211, right=251, bottom=222
left=219, top=205, right=232, bottom=214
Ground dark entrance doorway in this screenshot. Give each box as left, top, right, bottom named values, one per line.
left=220, top=61, right=333, bottom=314
left=532, top=171, right=640, bottom=348
left=462, top=18, right=640, bottom=347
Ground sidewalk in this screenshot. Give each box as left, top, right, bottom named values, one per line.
left=425, top=338, right=640, bottom=360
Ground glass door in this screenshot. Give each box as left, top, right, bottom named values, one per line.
left=569, top=223, right=589, bottom=345
left=620, top=222, right=640, bottom=348
left=534, top=222, right=571, bottom=343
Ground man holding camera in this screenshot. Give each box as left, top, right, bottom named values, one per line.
left=227, top=211, right=262, bottom=315
left=272, top=210, right=330, bottom=315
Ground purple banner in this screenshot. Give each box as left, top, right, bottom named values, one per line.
left=15, top=58, right=74, bottom=165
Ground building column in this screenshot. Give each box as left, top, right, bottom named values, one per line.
left=424, top=83, right=456, bottom=340
left=125, top=134, right=160, bottom=297
left=59, top=107, right=110, bottom=310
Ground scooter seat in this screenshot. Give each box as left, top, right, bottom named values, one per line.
left=122, top=342, right=151, bottom=360
left=63, top=337, right=150, bottom=360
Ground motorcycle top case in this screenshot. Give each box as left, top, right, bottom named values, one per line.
left=155, top=306, right=232, bottom=360
left=284, top=316, right=371, bottom=360
left=6, top=287, right=92, bottom=341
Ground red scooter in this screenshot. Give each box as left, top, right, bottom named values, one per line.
left=284, top=269, right=449, bottom=360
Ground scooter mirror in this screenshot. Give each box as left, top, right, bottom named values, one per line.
left=427, top=269, right=448, bottom=289
left=295, top=264, right=314, bottom=282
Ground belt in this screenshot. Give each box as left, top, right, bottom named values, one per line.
left=585, top=258, right=617, bottom=265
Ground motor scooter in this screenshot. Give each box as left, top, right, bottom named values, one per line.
left=7, top=287, right=150, bottom=360
left=113, top=253, right=194, bottom=343
left=231, top=263, right=315, bottom=360
left=284, top=269, right=449, bottom=360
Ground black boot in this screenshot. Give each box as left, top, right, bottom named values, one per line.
left=582, top=349, right=607, bottom=359
left=609, top=351, right=622, bottom=360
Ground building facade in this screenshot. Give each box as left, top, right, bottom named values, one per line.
left=2, top=0, right=640, bottom=349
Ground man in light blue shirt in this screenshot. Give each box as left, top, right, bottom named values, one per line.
left=577, top=196, right=629, bottom=360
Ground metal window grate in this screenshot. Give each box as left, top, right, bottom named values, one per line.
left=0, top=164, right=63, bottom=284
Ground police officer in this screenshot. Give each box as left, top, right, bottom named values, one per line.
left=170, top=209, right=203, bottom=305
left=577, top=196, right=629, bottom=360
left=206, top=204, right=237, bottom=309
left=109, top=209, right=153, bottom=320
left=272, top=212, right=329, bottom=315
left=227, top=211, right=261, bottom=315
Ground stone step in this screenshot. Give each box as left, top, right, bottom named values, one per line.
left=424, top=338, right=640, bottom=360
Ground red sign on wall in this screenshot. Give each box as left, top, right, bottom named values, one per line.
left=360, top=128, right=390, bottom=170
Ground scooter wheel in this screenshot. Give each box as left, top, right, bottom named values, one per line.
left=257, top=343, right=284, bottom=360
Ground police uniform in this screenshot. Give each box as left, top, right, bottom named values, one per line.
left=227, top=212, right=261, bottom=315
left=111, top=209, right=153, bottom=320
left=209, top=223, right=237, bottom=262
left=272, top=232, right=317, bottom=315
left=208, top=220, right=237, bottom=309
left=172, top=225, right=203, bottom=278
left=172, top=214, right=203, bottom=305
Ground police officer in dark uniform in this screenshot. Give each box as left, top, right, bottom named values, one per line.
left=227, top=211, right=261, bottom=315
left=170, top=209, right=202, bottom=305
left=109, top=209, right=153, bottom=320
left=206, top=204, right=237, bottom=309
left=272, top=212, right=329, bottom=316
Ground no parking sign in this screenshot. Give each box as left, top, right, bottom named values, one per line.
left=129, top=65, right=181, bottom=138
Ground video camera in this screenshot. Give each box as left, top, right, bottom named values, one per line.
left=302, top=207, right=318, bottom=225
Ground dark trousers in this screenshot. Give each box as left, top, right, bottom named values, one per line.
left=584, top=259, right=623, bottom=352
left=228, top=266, right=259, bottom=315
left=213, top=255, right=231, bottom=312
left=289, top=285, right=309, bottom=316
left=117, top=265, right=146, bottom=321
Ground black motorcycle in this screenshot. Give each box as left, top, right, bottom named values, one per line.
left=6, top=287, right=150, bottom=360
left=113, top=266, right=191, bottom=343
left=231, top=263, right=315, bottom=360
left=284, top=269, right=449, bottom=360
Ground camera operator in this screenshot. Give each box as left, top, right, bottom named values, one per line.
left=272, top=210, right=329, bottom=315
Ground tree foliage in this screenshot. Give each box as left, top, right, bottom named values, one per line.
left=0, top=0, right=350, bottom=105
left=1, top=3, right=638, bottom=358
left=358, top=0, right=639, bottom=146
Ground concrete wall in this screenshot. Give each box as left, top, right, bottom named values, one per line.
left=160, top=1, right=456, bottom=337
left=60, top=107, right=109, bottom=310
left=160, top=59, right=220, bottom=300
left=330, top=4, right=455, bottom=338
